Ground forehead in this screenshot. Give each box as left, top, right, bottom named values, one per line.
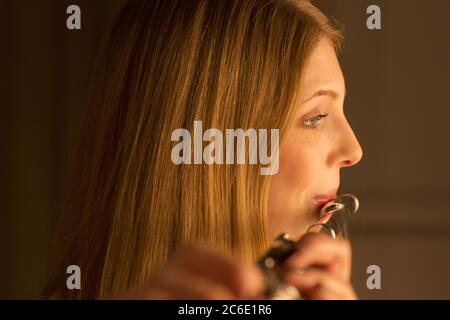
left=300, top=38, right=345, bottom=96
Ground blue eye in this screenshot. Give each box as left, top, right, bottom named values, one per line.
left=303, top=113, right=329, bottom=128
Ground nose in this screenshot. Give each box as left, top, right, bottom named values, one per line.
left=334, top=118, right=363, bottom=168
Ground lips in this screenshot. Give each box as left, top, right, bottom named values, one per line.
left=312, top=189, right=338, bottom=211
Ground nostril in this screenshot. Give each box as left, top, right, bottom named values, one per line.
left=342, top=159, right=354, bottom=167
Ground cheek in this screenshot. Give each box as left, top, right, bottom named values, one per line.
left=275, top=142, right=319, bottom=190
left=267, top=141, right=320, bottom=216
left=266, top=143, right=321, bottom=240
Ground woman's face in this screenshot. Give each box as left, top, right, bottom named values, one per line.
left=267, top=38, right=363, bottom=242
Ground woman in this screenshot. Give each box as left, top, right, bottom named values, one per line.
left=44, top=0, right=363, bottom=299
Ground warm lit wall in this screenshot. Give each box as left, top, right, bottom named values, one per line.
left=316, top=0, right=450, bottom=299
left=0, top=0, right=127, bottom=299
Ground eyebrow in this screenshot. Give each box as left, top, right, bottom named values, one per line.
left=301, top=88, right=347, bottom=103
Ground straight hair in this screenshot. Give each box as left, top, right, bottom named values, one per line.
left=44, top=0, right=343, bottom=299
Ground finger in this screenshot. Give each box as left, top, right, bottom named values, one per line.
left=282, top=268, right=357, bottom=300
left=169, top=245, right=265, bottom=299
left=155, top=266, right=238, bottom=300
left=283, top=233, right=352, bottom=282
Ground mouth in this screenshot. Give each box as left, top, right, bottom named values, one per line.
left=312, top=189, right=338, bottom=217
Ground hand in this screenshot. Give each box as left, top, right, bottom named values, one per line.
left=112, top=245, right=266, bottom=300
left=280, top=232, right=357, bottom=300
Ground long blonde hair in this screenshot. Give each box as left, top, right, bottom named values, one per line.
left=44, top=0, right=343, bottom=299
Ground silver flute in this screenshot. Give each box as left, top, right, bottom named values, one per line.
left=257, top=193, right=360, bottom=300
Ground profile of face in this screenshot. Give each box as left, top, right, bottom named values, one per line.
left=267, top=38, right=363, bottom=242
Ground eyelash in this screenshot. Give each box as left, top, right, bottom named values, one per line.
left=303, top=113, right=329, bottom=129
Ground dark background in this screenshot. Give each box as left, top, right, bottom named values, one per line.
left=1, top=0, right=449, bottom=299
